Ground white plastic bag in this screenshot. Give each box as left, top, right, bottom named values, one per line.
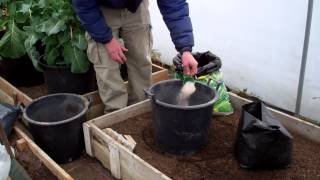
left=0, top=144, right=11, bottom=180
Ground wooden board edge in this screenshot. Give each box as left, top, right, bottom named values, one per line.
left=89, top=123, right=171, bottom=180
left=109, top=142, right=121, bottom=179
left=0, top=77, right=32, bottom=105
left=229, top=92, right=320, bottom=143
left=14, top=126, right=73, bottom=180
left=83, top=123, right=93, bottom=157
left=151, top=64, right=167, bottom=71
left=152, top=69, right=169, bottom=84
left=89, top=99, right=152, bottom=129
left=92, top=139, right=111, bottom=169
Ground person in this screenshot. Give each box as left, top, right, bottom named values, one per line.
left=73, top=0, right=198, bottom=113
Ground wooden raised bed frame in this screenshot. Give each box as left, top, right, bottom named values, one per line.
left=0, top=77, right=73, bottom=180
left=0, top=63, right=168, bottom=180
left=84, top=93, right=320, bottom=180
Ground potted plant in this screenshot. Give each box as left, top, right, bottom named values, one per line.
left=0, top=0, right=44, bottom=87
left=23, top=0, right=96, bottom=94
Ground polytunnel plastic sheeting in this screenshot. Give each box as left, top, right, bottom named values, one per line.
left=300, top=0, right=320, bottom=123
left=150, top=0, right=308, bottom=116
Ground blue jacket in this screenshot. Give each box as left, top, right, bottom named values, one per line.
left=73, top=0, right=194, bottom=53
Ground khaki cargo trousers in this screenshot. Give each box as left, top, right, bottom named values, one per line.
left=86, top=0, right=152, bottom=113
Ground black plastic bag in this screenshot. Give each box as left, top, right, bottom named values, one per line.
left=173, top=51, right=222, bottom=77
left=234, top=101, right=293, bottom=169
left=0, top=103, right=20, bottom=136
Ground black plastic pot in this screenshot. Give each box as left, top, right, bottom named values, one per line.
left=41, top=62, right=97, bottom=94
left=144, top=80, right=218, bottom=155
left=0, top=57, right=44, bottom=87
left=22, top=93, right=90, bottom=163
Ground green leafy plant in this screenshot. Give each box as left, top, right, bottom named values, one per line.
left=0, top=0, right=89, bottom=73
left=0, top=0, right=30, bottom=59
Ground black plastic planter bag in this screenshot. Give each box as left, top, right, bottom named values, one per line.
left=0, top=103, right=20, bottom=136
left=234, top=101, right=293, bottom=169
left=173, top=51, right=233, bottom=115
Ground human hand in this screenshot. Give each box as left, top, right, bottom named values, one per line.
left=181, top=51, right=198, bottom=76
left=105, top=37, right=128, bottom=64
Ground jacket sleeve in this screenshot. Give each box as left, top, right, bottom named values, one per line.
left=73, top=0, right=112, bottom=44
left=157, top=0, right=194, bottom=53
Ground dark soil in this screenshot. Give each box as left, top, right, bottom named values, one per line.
left=19, top=84, right=48, bottom=99
left=61, top=153, right=113, bottom=180
left=16, top=148, right=58, bottom=180
left=110, top=112, right=320, bottom=180
left=9, top=131, right=57, bottom=180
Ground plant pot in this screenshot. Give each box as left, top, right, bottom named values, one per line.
left=0, top=56, right=45, bottom=87
left=144, top=80, right=218, bottom=155
left=22, top=93, right=89, bottom=163
left=41, top=63, right=97, bottom=94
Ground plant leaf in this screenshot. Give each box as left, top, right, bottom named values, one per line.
left=44, top=36, right=59, bottom=65
left=17, top=1, right=31, bottom=14
left=7, top=2, right=16, bottom=20
left=71, top=32, right=87, bottom=50
left=24, top=32, right=42, bottom=71
left=63, top=43, right=89, bottom=73
left=0, top=0, right=10, bottom=5
left=35, top=18, right=66, bottom=36
left=35, top=0, right=47, bottom=9
left=0, top=20, right=26, bottom=58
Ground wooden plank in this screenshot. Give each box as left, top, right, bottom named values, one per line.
left=90, top=100, right=151, bottom=129
left=0, top=77, right=32, bottom=105
left=83, top=90, right=101, bottom=106
left=229, top=92, right=320, bottom=143
left=152, top=69, right=169, bottom=84
left=92, top=139, right=110, bottom=169
left=16, top=138, right=28, bottom=151
left=109, top=142, right=121, bottom=179
left=271, top=108, right=320, bottom=143
left=90, top=124, right=171, bottom=180
left=103, top=128, right=134, bottom=151
left=83, top=64, right=168, bottom=119
left=123, top=135, right=137, bottom=150
left=83, top=123, right=93, bottom=157
left=14, top=126, right=73, bottom=180
left=87, top=104, right=104, bottom=120
left=0, top=89, right=14, bottom=104
left=151, top=64, right=163, bottom=72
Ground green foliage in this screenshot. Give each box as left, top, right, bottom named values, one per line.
left=0, top=0, right=89, bottom=73
left=0, top=20, right=27, bottom=58
left=0, top=0, right=30, bottom=58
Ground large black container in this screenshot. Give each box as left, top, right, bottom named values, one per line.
left=0, top=57, right=44, bottom=87
left=41, top=63, right=97, bottom=94
left=22, top=94, right=89, bottom=163
left=145, top=80, right=218, bottom=155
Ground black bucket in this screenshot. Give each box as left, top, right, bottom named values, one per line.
left=144, top=79, right=218, bottom=155
left=41, top=62, right=97, bottom=94
left=0, top=57, right=44, bottom=87
left=22, top=94, right=89, bottom=163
